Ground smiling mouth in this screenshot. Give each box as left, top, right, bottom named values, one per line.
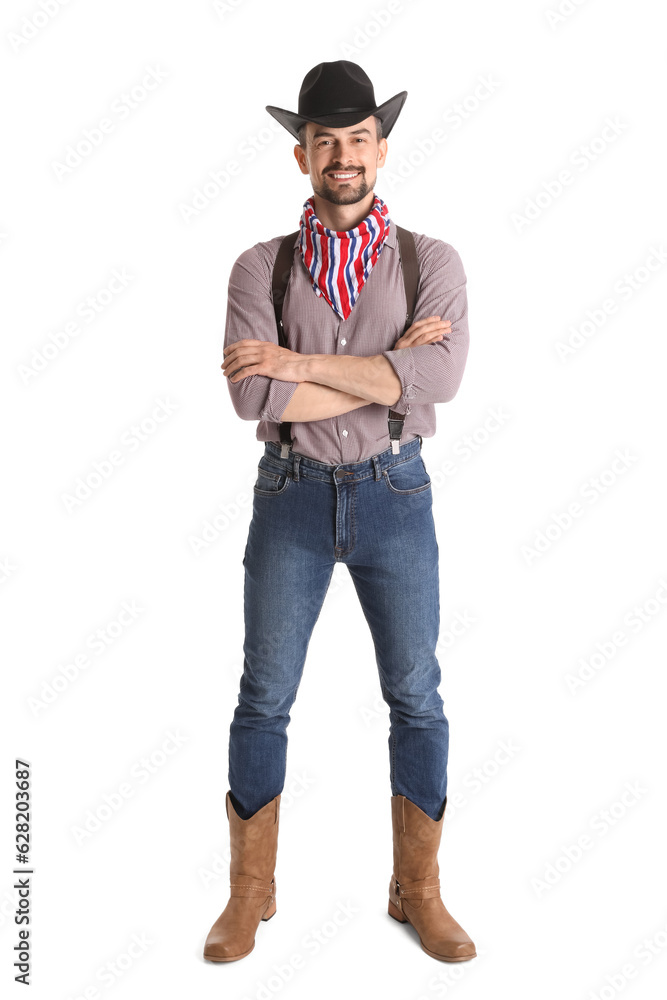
left=327, top=171, right=361, bottom=182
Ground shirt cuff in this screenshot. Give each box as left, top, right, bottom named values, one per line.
left=382, top=348, right=418, bottom=415
left=259, top=378, right=299, bottom=424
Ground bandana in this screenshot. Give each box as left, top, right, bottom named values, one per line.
left=299, top=194, right=391, bottom=321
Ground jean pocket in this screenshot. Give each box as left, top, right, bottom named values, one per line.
left=253, top=460, right=292, bottom=496
left=383, top=455, right=432, bottom=495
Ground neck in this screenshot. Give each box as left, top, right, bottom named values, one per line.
left=311, top=191, right=376, bottom=232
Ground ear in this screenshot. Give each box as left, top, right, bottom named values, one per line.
left=294, top=144, right=310, bottom=176
left=376, top=137, right=388, bottom=168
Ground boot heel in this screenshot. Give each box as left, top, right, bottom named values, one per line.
left=261, top=898, right=277, bottom=921
left=388, top=899, right=407, bottom=923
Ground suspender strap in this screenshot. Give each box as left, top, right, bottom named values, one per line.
left=271, top=231, right=299, bottom=456
left=270, top=226, right=420, bottom=459
left=396, top=225, right=419, bottom=332
left=388, top=226, right=420, bottom=453
left=272, top=231, right=299, bottom=344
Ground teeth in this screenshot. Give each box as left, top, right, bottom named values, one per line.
left=331, top=172, right=358, bottom=178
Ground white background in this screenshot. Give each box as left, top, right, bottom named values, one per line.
left=2, top=0, right=666, bottom=997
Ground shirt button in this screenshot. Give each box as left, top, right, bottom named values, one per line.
left=340, top=338, right=347, bottom=346
left=342, top=429, right=348, bottom=437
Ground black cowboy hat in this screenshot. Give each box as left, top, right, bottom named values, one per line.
left=266, top=60, right=407, bottom=141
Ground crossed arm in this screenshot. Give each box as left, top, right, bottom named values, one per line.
left=223, top=346, right=400, bottom=420
left=222, top=240, right=467, bottom=423
left=281, top=381, right=381, bottom=421
left=222, top=316, right=452, bottom=421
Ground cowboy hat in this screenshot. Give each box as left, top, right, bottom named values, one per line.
left=266, top=60, right=407, bottom=141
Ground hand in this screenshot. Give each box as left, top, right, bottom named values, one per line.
left=221, top=339, right=310, bottom=383
left=393, top=315, right=450, bottom=350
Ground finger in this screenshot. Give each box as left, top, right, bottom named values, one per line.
left=222, top=340, right=267, bottom=362
left=228, top=363, right=262, bottom=381
left=222, top=343, right=269, bottom=362
left=221, top=345, right=242, bottom=365
left=221, top=351, right=242, bottom=369
left=410, top=316, right=451, bottom=328
left=403, top=323, right=449, bottom=343
left=223, top=339, right=263, bottom=354
left=222, top=348, right=263, bottom=371
left=414, top=333, right=447, bottom=345
left=408, top=319, right=450, bottom=335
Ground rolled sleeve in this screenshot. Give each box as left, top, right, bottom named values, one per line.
left=223, top=247, right=299, bottom=422
left=382, top=240, right=469, bottom=414
left=258, top=378, right=300, bottom=423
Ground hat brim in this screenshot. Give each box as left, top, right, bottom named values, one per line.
left=265, top=91, right=407, bottom=141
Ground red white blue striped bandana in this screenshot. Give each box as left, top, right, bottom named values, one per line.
left=299, top=195, right=391, bottom=321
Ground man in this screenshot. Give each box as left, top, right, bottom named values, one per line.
left=203, top=61, right=476, bottom=964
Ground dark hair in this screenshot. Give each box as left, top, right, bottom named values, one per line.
left=298, top=116, right=383, bottom=148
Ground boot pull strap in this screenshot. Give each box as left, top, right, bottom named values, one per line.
left=397, top=795, right=405, bottom=832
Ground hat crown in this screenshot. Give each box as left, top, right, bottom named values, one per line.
left=298, top=60, right=376, bottom=118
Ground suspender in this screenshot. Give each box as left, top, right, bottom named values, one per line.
left=271, top=226, right=420, bottom=459
left=390, top=225, right=420, bottom=453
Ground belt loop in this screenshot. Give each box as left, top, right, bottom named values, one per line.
left=292, top=454, right=301, bottom=482
left=372, top=454, right=382, bottom=481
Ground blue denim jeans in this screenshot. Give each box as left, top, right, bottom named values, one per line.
left=228, top=434, right=449, bottom=821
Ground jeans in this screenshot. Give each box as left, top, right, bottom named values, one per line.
left=228, top=434, right=449, bottom=821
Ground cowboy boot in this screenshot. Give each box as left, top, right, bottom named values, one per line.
left=388, top=794, right=476, bottom=962
left=203, top=790, right=280, bottom=962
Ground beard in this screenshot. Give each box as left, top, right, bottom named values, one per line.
left=314, top=169, right=375, bottom=206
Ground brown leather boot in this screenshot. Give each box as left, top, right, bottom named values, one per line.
left=203, top=790, right=280, bottom=962
left=388, top=794, right=476, bottom=962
